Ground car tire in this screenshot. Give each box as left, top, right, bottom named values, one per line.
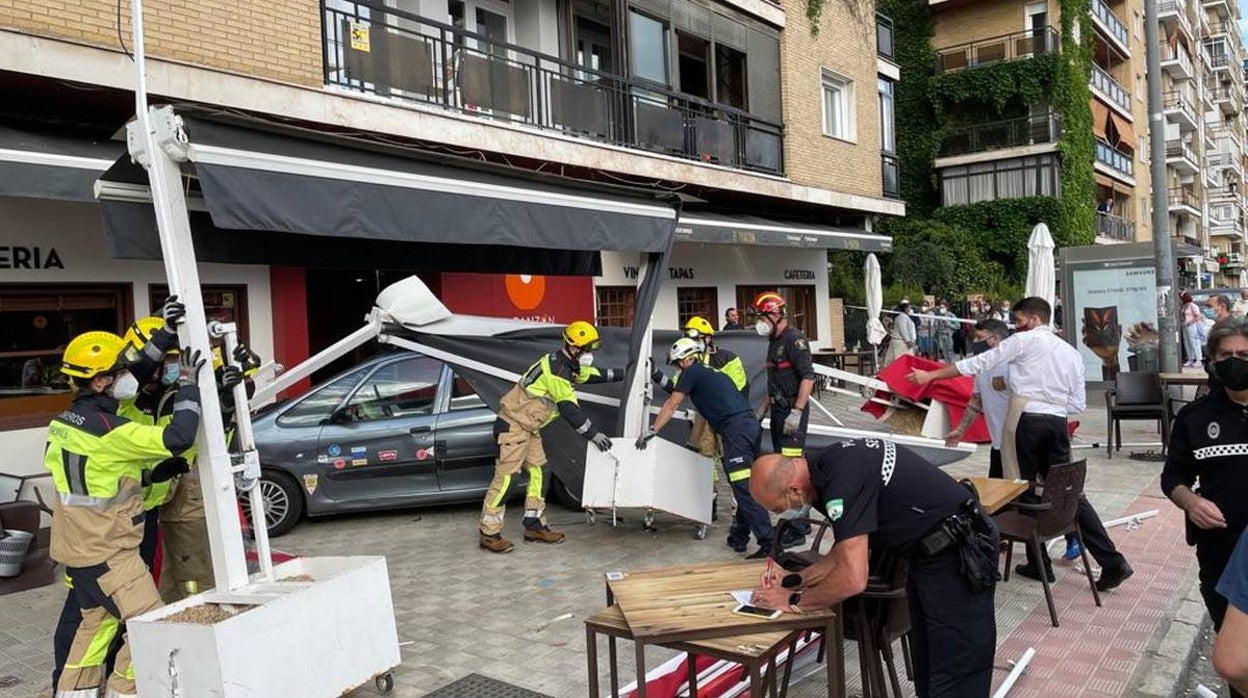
left=550, top=475, right=582, bottom=510
left=240, top=470, right=305, bottom=538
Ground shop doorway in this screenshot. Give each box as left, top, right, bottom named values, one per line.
left=304, top=269, right=440, bottom=384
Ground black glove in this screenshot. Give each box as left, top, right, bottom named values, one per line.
left=635, top=429, right=657, bottom=450
left=232, top=343, right=262, bottom=373
left=177, top=348, right=206, bottom=388
left=150, top=457, right=190, bottom=484
left=161, top=295, right=186, bottom=332
left=590, top=432, right=612, bottom=452
left=651, top=369, right=665, bottom=383
left=219, top=365, right=243, bottom=390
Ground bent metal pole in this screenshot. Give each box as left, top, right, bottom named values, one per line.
left=130, top=0, right=250, bottom=591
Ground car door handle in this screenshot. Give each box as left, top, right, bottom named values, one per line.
left=410, top=425, right=432, bottom=434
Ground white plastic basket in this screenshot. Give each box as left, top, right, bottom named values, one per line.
left=0, top=529, right=33, bottom=577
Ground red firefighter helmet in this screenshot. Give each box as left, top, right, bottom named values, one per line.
left=751, top=291, right=786, bottom=316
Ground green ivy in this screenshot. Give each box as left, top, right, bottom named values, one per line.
left=878, top=0, right=940, bottom=214
left=806, top=0, right=825, bottom=34
left=930, top=54, right=1058, bottom=118
left=1053, top=0, right=1096, bottom=246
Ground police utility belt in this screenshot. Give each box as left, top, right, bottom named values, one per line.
left=907, top=498, right=1000, bottom=594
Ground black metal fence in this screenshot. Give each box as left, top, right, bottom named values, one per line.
left=322, top=0, right=785, bottom=175
left=940, top=112, right=1060, bottom=157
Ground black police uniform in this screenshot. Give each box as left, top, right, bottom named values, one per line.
left=674, top=361, right=774, bottom=550
left=766, top=325, right=815, bottom=458
left=1161, top=389, right=1248, bottom=636
left=809, top=439, right=998, bottom=698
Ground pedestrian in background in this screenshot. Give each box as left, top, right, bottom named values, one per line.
left=991, top=300, right=1012, bottom=323
left=1207, top=294, right=1234, bottom=329
left=1233, top=289, right=1248, bottom=319
left=933, top=300, right=958, bottom=362
left=723, top=307, right=743, bottom=331
left=1182, top=291, right=1205, bottom=367
left=1162, top=320, right=1248, bottom=698
left=886, top=301, right=916, bottom=366
left=917, top=300, right=934, bottom=359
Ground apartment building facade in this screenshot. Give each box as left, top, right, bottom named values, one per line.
left=0, top=0, right=900, bottom=469
left=924, top=0, right=1248, bottom=287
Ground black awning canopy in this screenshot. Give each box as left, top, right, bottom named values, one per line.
left=95, top=114, right=677, bottom=273
left=675, top=212, right=891, bottom=252
left=0, top=124, right=123, bottom=202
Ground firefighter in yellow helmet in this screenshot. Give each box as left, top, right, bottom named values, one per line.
left=479, top=320, right=622, bottom=553
left=46, top=330, right=205, bottom=698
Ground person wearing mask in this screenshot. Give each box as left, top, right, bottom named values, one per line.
left=751, top=292, right=816, bottom=548
left=1162, top=320, right=1248, bottom=698
left=1207, top=294, right=1235, bottom=328
left=1233, top=289, right=1248, bottom=319
left=917, top=301, right=935, bottom=359
left=478, top=321, right=620, bottom=553
left=909, top=297, right=1133, bottom=590
left=992, top=300, right=1012, bottom=323
left=723, top=308, right=743, bottom=331
left=749, top=444, right=1000, bottom=697
left=46, top=331, right=204, bottom=698
left=1214, top=529, right=1248, bottom=695
left=886, top=301, right=917, bottom=366
left=933, top=300, right=958, bottom=362
left=1183, top=291, right=1206, bottom=367
left=638, top=338, right=775, bottom=558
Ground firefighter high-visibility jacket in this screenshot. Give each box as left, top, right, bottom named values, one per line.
left=119, top=389, right=182, bottom=511
left=497, top=352, right=619, bottom=435
left=703, top=346, right=748, bottom=395
left=45, top=387, right=201, bottom=568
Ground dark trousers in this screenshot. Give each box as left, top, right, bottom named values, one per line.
left=770, top=404, right=811, bottom=537
left=907, top=546, right=997, bottom=697
left=719, top=413, right=774, bottom=550
left=1015, top=414, right=1125, bottom=569
left=989, top=448, right=1002, bottom=478
left=52, top=509, right=159, bottom=688
left=1196, top=529, right=1246, bottom=698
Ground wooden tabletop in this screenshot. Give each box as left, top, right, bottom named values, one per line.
left=586, top=606, right=797, bottom=659
left=607, top=560, right=838, bottom=642
left=965, top=476, right=1030, bottom=515
left=1159, top=372, right=1209, bottom=386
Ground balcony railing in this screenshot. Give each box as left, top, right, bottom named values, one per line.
left=1164, top=89, right=1198, bottom=123
left=877, top=14, right=895, bottom=61
left=935, top=28, right=1059, bottom=74
left=1091, top=64, right=1132, bottom=111
left=1166, top=142, right=1198, bottom=163
left=1160, top=45, right=1195, bottom=77
left=322, top=0, right=785, bottom=175
left=1092, top=0, right=1131, bottom=47
left=1096, top=211, right=1135, bottom=240
left=1096, top=140, right=1134, bottom=177
left=1169, top=186, right=1201, bottom=209
left=882, top=153, right=900, bottom=199
left=940, top=112, right=1061, bottom=157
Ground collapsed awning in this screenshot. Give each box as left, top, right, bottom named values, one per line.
left=1108, top=112, right=1135, bottom=153
left=675, top=213, right=891, bottom=252
left=95, top=113, right=677, bottom=274
left=0, top=124, right=122, bottom=202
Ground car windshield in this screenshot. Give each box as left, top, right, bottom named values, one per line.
left=277, top=367, right=368, bottom=427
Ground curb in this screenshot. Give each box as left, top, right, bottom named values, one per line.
left=1128, top=562, right=1210, bottom=697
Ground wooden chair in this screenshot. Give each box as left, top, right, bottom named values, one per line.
left=1105, top=371, right=1166, bottom=458
left=992, top=460, right=1102, bottom=627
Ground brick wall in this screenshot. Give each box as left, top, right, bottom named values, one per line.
left=932, top=0, right=1036, bottom=51
left=779, top=0, right=884, bottom=199
left=0, top=0, right=321, bottom=87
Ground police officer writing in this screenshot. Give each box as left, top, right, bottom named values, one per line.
left=749, top=442, right=1000, bottom=698
left=46, top=331, right=204, bottom=698
left=1162, top=319, right=1248, bottom=698
left=752, top=291, right=816, bottom=548
left=638, top=338, right=776, bottom=557
left=478, top=321, right=620, bottom=554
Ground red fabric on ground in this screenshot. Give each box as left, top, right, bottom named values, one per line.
left=861, top=354, right=991, bottom=443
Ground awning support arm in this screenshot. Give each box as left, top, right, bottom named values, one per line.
left=248, top=310, right=384, bottom=409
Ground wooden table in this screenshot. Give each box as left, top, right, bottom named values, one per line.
left=964, top=476, right=1030, bottom=515
left=585, top=606, right=804, bottom=698
left=599, top=560, right=844, bottom=698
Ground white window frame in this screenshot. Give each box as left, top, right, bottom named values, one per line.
left=820, top=69, right=855, bottom=142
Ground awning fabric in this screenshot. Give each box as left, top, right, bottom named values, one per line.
left=0, top=125, right=122, bottom=202
left=676, top=213, right=892, bottom=252
left=1109, top=112, right=1135, bottom=152
left=95, top=113, right=678, bottom=273
left=1091, top=99, right=1110, bottom=140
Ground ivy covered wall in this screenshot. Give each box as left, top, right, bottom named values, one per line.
left=842, top=0, right=1096, bottom=301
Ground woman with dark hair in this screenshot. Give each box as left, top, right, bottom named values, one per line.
left=1181, top=291, right=1205, bottom=367
left=1162, top=319, right=1248, bottom=698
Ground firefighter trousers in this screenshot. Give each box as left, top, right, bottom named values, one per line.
left=480, top=424, right=547, bottom=535
left=57, top=552, right=162, bottom=697
left=158, top=516, right=214, bottom=602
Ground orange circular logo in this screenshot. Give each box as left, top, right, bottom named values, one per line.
left=505, top=274, right=546, bottom=310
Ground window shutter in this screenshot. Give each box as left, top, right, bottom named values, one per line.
left=746, top=28, right=781, bottom=122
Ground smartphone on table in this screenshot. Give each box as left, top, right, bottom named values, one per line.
left=732, top=604, right=781, bottom=620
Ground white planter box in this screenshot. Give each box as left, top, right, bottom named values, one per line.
left=581, top=438, right=714, bottom=524
left=129, top=556, right=400, bottom=697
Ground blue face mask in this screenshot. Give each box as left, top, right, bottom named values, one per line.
left=160, top=361, right=180, bottom=386
left=1202, top=307, right=1218, bottom=320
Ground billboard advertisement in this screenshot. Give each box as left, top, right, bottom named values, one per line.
left=1061, top=242, right=1161, bottom=382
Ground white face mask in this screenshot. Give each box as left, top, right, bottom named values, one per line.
left=578, top=352, right=595, bottom=367
left=755, top=319, right=772, bottom=337
left=109, top=372, right=139, bottom=401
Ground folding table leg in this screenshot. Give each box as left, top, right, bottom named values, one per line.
left=609, top=637, right=620, bottom=698
left=827, top=614, right=846, bottom=698
left=635, top=641, right=648, bottom=698
left=779, top=635, right=799, bottom=698
left=749, top=663, right=763, bottom=698
left=586, top=627, right=600, bottom=698
left=686, top=653, right=698, bottom=696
